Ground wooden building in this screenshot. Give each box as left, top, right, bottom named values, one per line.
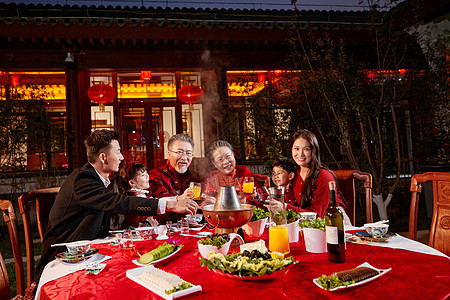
left=0, top=2, right=395, bottom=174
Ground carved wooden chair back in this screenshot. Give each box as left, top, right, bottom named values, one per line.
left=0, top=250, right=10, bottom=300
left=18, top=187, right=60, bottom=292
left=409, top=172, right=450, bottom=256
left=253, top=173, right=271, bottom=188
left=333, top=170, right=373, bottom=226
left=0, top=200, right=25, bottom=297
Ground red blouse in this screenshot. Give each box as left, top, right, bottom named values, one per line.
left=204, top=165, right=254, bottom=193
left=204, top=166, right=266, bottom=207
left=288, top=168, right=344, bottom=218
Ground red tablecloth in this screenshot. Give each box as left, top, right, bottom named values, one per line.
left=39, top=231, right=450, bottom=300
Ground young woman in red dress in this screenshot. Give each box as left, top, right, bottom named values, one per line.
left=287, top=129, right=350, bottom=223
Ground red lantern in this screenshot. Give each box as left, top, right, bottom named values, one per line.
left=87, top=84, right=116, bottom=111
left=10, top=75, right=19, bottom=87
left=258, top=74, right=266, bottom=83
left=177, top=85, right=204, bottom=110
left=273, top=70, right=282, bottom=76
left=140, top=70, right=152, bottom=81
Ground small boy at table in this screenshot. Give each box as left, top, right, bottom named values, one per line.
left=271, top=157, right=298, bottom=203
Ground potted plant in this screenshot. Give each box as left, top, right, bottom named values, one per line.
left=243, top=208, right=269, bottom=238
left=300, top=217, right=327, bottom=253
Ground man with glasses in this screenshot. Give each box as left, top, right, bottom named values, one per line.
left=148, top=133, right=199, bottom=222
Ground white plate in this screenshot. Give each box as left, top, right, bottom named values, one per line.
left=132, top=245, right=183, bottom=266
left=126, top=265, right=202, bottom=300
left=313, top=262, right=391, bottom=291
left=189, top=224, right=205, bottom=231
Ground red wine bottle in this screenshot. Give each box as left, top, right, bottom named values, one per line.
left=325, top=181, right=345, bottom=263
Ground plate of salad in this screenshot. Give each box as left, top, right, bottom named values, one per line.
left=200, top=250, right=296, bottom=281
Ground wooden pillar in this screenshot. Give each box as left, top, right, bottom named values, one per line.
left=65, top=58, right=83, bottom=172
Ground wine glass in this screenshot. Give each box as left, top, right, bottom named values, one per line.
left=204, top=177, right=219, bottom=197
left=166, top=221, right=173, bottom=233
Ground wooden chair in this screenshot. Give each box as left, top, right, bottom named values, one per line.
left=253, top=173, right=270, bottom=188
left=18, top=187, right=60, bottom=293
left=0, top=200, right=25, bottom=297
left=333, top=170, right=373, bottom=226
left=409, top=172, right=450, bottom=256
left=0, top=251, right=10, bottom=300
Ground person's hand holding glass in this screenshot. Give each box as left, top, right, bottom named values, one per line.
left=189, top=182, right=202, bottom=200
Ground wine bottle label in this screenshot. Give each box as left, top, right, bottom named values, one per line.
left=326, top=226, right=338, bottom=245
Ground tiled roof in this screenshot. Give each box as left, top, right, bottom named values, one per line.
left=0, top=2, right=373, bottom=29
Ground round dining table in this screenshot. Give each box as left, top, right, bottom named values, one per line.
left=37, top=227, right=450, bottom=300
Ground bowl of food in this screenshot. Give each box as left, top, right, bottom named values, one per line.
left=66, top=240, right=91, bottom=255
left=299, top=212, right=317, bottom=221
left=136, top=227, right=154, bottom=240
left=198, top=233, right=244, bottom=259
left=243, top=208, right=269, bottom=238
left=365, top=224, right=389, bottom=238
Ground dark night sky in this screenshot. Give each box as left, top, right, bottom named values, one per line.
left=2, top=0, right=402, bottom=11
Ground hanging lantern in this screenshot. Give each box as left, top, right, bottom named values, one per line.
left=140, top=70, right=152, bottom=81
left=10, top=75, right=19, bottom=87
left=258, top=74, right=266, bottom=83
left=87, top=83, right=116, bottom=111
left=177, top=85, right=204, bottom=110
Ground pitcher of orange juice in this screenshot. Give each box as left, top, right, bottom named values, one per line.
left=268, top=186, right=290, bottom=254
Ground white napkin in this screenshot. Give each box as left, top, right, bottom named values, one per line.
left=345, top=225, right=448, bottom=258
left=34, top=253, right=111, bottom=300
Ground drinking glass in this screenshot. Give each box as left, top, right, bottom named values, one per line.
left=268, top=186, right=290, bottom=253
left=242, top=177, right=255, bottom=195
left=119, top=229, right=134, bottom=249
left=190, top=182, right=202, bottom=200
left=180, top=218, right=189, bottom=234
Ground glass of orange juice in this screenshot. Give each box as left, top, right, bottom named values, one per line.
left=189, top=182, right=202, bottom=200
left=268, top=186, right=290, bottom=253
left=242, top=177, right=254, bottom=194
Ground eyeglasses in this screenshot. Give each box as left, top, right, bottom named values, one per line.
left=169, top=150, right=193, bottom=158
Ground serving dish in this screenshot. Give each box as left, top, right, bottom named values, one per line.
left=354, top=230, right=396, bottom=242
left=126, top=265, right=202, bottom=300
left=189, top=223, right=206, bottom=231
left=313, top=262, right=391, bottom=291
left=132, top=246, right=182, bottom=266
left=55, top=248, right=99, bottom=264
left=211, top=263, right=295, bottom=281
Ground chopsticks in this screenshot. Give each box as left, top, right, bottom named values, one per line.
left=363, top=220, right=389, bottom=227
left=50, top=241, right=85, bottom=247
left=179, top=233, right=203, bottom=238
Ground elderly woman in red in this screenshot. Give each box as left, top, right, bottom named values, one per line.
left=204, top=140, right=262, bottom=204
left=287, top=129, right=351, bottom=223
